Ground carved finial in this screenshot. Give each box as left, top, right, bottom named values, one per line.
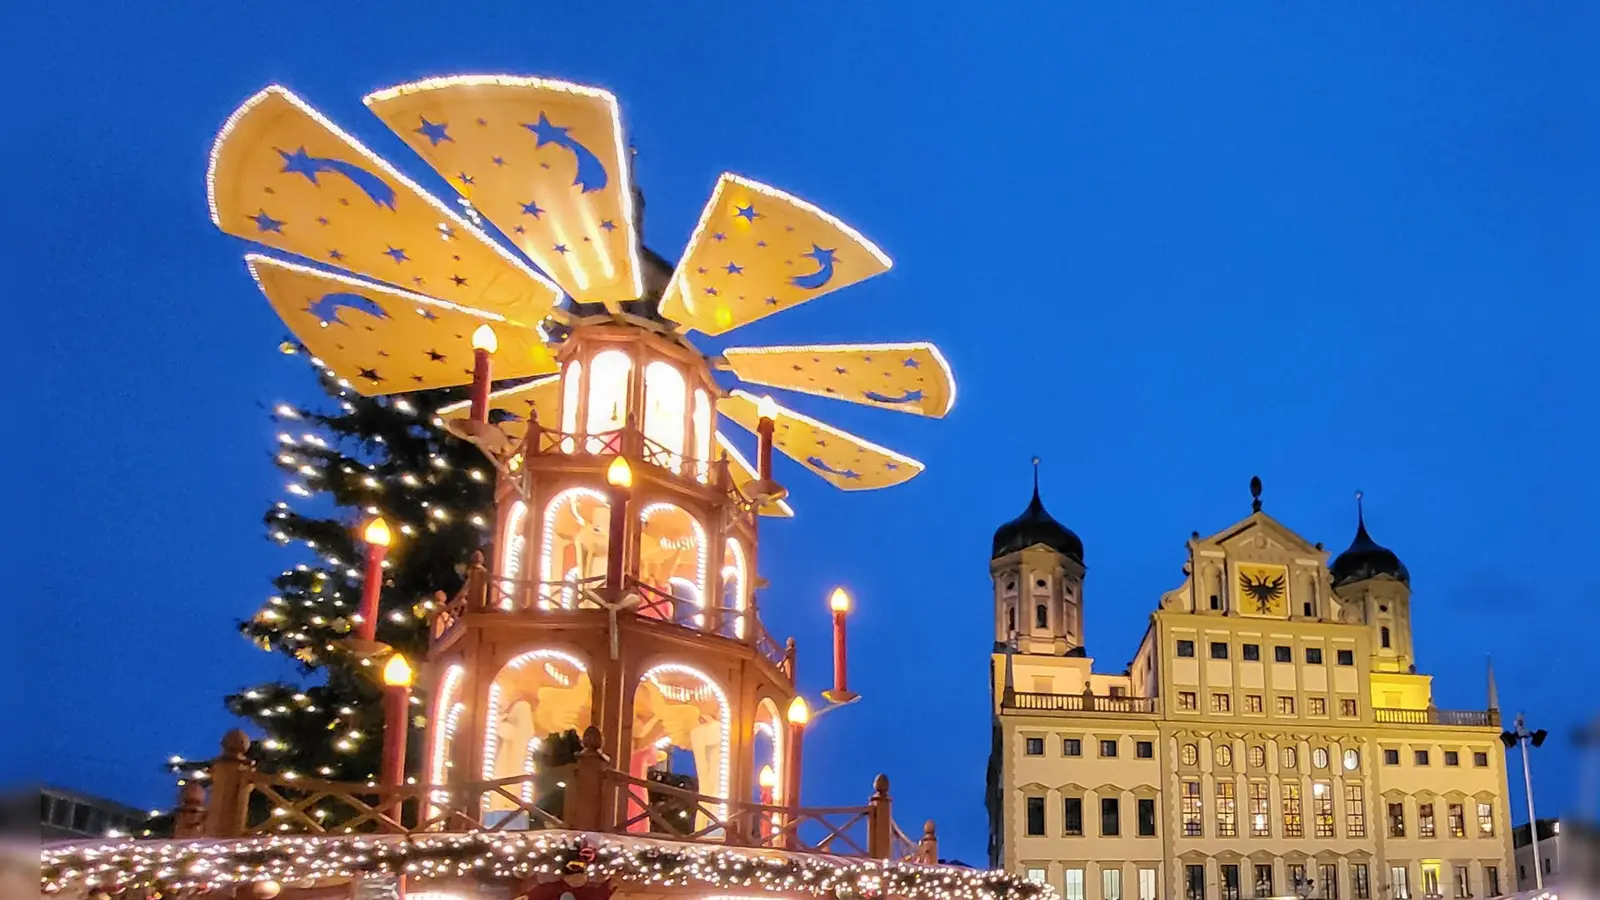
left=582, top=725, right=603, bottom=752
left=1250, top=476, right=1263, bottom=513
left=221, top=729, right=251, bottom=758
left=1355, top=489, right=1365, bottom=524
left=923, top=819, right=936, bottom=837
left=873, top=773, right=890, bottom=795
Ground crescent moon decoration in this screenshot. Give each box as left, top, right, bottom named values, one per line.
left=862, top=389, right=924, bottom=405
left=525, top=112, right=607, bottom=193
left=788, top=244, right=838, bottom=290
left=307, top=291, right=389, bottom=325
left=276, top=147, right=397, bottom=209
left=805, top=457, right=861, bottom=481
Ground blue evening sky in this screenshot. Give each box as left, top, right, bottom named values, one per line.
left=18, top=2, right=1598, bottom=859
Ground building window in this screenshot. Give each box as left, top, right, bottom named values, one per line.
left=1313, top=782, right=1336, bottom=837
left=1277, top=696, right=1296, bottom=715
left=1138, top=797, right=1156, bottom=836
left=1111, top=685, right=1128, bottom=698
left=1027, top=869, right=1048, bottom=885
left=1352, top=864, right=1371, bottom=900
left=1101, top=739, right=1119, bottom=758
left=1448, top=802, right=1466, bottom=838
left=1312, top=747, right=1330, bottom=769
left=1181, top=780, right=1203, bottom=837
left=1186, top=865, right=1206, bottom=900
left=1473, top=751, right=1489, bottom=767
left=1065, top=869, right=1085, bottom=900
left=1415, top=749, right=1431, bottom=766
left=1344, top=749, right=1361, bottom=771
left=1025, top=796, right=1045, bottom=835
left=1217, top=781, right=1237, bottom=836
left=1101, top=797, right=1121, bottom=836
left=1477, top=801, right=1495, bottom=836
left=1306, top=647, right=1324, bottom=665
left=1182, top=743, right=1200, bottom=766
left=1381, top=626, right=1392, bottom=648
left=1217, top=745, right=1234, bottom=767
left=1421, top=864, right=1441, bottom=898
left=1254, top=865, right=1274, bottom=898
left=1035, top=604, right=1048, bottom=629
left=1309, top=697, right=1328, bottom=716
left=1221, top=864, right=1241, bottom=900
left=1105, top=869, right=1124, bottom=900
left=1282, top=747, right=1299, bottom=770
left=1140, top=868, right=1158, bottom=900
left=1212, top=693, right=1232, bottom=713
left=1249, top=745, right=1267, bottom=767
left=1321, top=864, right=1340, bottom=900
left=1384, top=748, right=1400, bottom=766
left=1288, top=865, right=1307, bottom=896
left=1283, top=782, right=1303, bottom=837
left=1249, top=782, right=1271, bottom=836
left=1136, top=740, right=1154, bottom=759
left=1177, top=640, right=1196, bottom=658
left=1345, top=783, right=1367, bottom=837
left=1340, top=698, right=1359, bottom=717
left=1179, top=691, right=1198, bottom=711
left=1338, top=648, right=1355, bottom=666
left=1243, top=643, right=1261, bottom=661
left=1444, top=750, right=1460, bottom=767
left=1211, top=641, right=1230, bottom=659
left=1388, top=802, right=1405, bottom=837
left=1025, top=737, right=1044, bottom=756
left=1245, top=694, right=1264, bottom=713
left=1063, top=797, right=1083, bottom=836
left=1275, top=645, right=1293, bottom=663
left=1453, top=867, right=1469, bottom=899
left=1485, top=867, right=1500, bottom=897
left=1064, top=737, right=1082, bottom=756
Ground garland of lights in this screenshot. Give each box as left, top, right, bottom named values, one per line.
left=43, top=832, right=1053, bottom=900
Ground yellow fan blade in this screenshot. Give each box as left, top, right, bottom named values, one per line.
left=209, top=85, right=561, bottom=325
left=436, top=373, right=561, bottom=443
left=658, top=174, right=892, bottom=336
left=364, top=76, right=642, bottom=311
left=247, top=255, right=556, bottom=396
left=719, top=390, right=924, bottom=491
left=715, top=432, right=795, bottom=518
left=721, top=342, right=955, bottom=418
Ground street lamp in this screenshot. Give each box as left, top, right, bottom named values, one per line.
left=1500, top=713, right=1548, bottom=889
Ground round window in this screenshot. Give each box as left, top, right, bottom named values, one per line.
left=1282, top=747, right=1298, bottom=769
left=1249, top=746, right=1266, bottom=767
left=1217, top=746, right=1233, bottom=767
left=1344, top=749, right=1361, bottom=771
left=1036, top=578, right=1047, bottom=588
left=1313, top=748, right=1330, bottom=769
left=1182, top=743, right=1199, bottom=766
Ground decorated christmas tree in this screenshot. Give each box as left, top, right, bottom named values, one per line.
left=213, top=342, right=491, bottom=784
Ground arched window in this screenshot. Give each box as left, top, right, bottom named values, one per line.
left=752, top=698, right=784, bottom=807
left=638, top=503, right=707, bottom=626
left=629, top=664, right=731, bottom=831
left=692, top=389, right=712, bottom=482
left=427, top=664, right=467, bottom=816
left=642, top=360, right=687, bottom=473
left=1006, top=606, right=1016, bottom=634
left=540, top=488, right=610, bottom=609
left=586, top=350, right=632, bottom=453
left=722, top=537, right=748, bottom=639
left=481, top=649, right=592, bottom=821
left=499, top=501, right=528, bottom=610
left=1381, top=626, right=1392, bottom=649
left=560, top=360, right=583, bottom=453
left=1035, top=604, right=1048, bottom=630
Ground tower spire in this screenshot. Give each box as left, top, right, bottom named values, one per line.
left=1487, top=655, right=1500, bottom=711
left=1031, top=457, right=1041, bottom=501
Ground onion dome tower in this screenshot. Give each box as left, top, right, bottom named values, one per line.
left=1330, top=491, right=1415, bottom=673
left=990, top=460, right=1085, bottom=655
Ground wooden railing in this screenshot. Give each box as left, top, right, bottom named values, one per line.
left=1373, top=707, right=1499, bottom=727
left=1005, top=691, right=1158, bottom=714
left=173, top=728, right=938, bottom=864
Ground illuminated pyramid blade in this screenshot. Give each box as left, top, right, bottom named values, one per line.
left=719, top=390, right=923, bottom=491
left=436, top=373, right=561, bottom=442
left=658, top=174, right=892, bottom=336
left=721, top=343, right=956, bottom=418
left=716, top=432, right=795, bottom=518
left=247, top=255, right=556, bottom=396
left=365, top=76, right=641, bottom=312
left=209, top=85, right=561, bottom=325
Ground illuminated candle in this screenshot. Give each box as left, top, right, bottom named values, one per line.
left=380, top=654, right=413, bottom=788
left=469, top=325, right=497, bottom=423
left=604, top=456, right=633, bottom=593
left=356, top=517, right=392, bottom=643
left=785, top=696, right=808, bottom=819
left=756, top=395, right=778, bottom=481
left=829, top=587, right=851, bottom=698
left=758, top=764, right=777, bottom=840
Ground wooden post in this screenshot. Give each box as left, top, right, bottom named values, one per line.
left=565, top=726, right=612, bottom=832
left=205, top=730, right=254, bottom=837
left=171, top=782, right=207, bottom=838
left=917, top=820, right=939, bottom=864
left=867, top=774, right=893, bottom=859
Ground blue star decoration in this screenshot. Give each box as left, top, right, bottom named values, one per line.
left=712, top=232, right=727, bottom=242
left=734, top=204, right=759, bottom=222
left=384, top=246, right=409, bottom=263
left=704, top=287, right=719, bottom=296
left=491, top=156, right=506, bottom=167
left=451, top=274, right=468, bottom=287
left=601, top=220, right=616, bottom=231
left=764, top=296, right=780, bottom=306
left=277, top=147, right=323, bottom=183
left=456, top=172, right=475, bottom=186
left=328, top=249, right=345, bottom=261
left=553, top=243, right=569, bottom=254
left=249, top=210, right=285, bottom=233
left=415, top=117, right=452, bottom=146
left=902, top=356, right=920, bottom=368
left=725, top=262, right=744, bottom=275
left=521, top=200, right=544, bottom=218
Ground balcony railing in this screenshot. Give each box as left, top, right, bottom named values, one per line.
left=1373, top=706, right=1500, bottom=727
left=1005, top=691, right=1158, bottom=715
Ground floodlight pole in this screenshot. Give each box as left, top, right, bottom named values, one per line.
left=1507, top=713, right=1544, bottom=890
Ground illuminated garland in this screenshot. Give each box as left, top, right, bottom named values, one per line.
left=43, top=832, right=1053, bottom=900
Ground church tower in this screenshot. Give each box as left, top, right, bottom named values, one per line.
left=989, top=461, right=1086, bottom=656
left=1330, top=492, right=1415, bottom=673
